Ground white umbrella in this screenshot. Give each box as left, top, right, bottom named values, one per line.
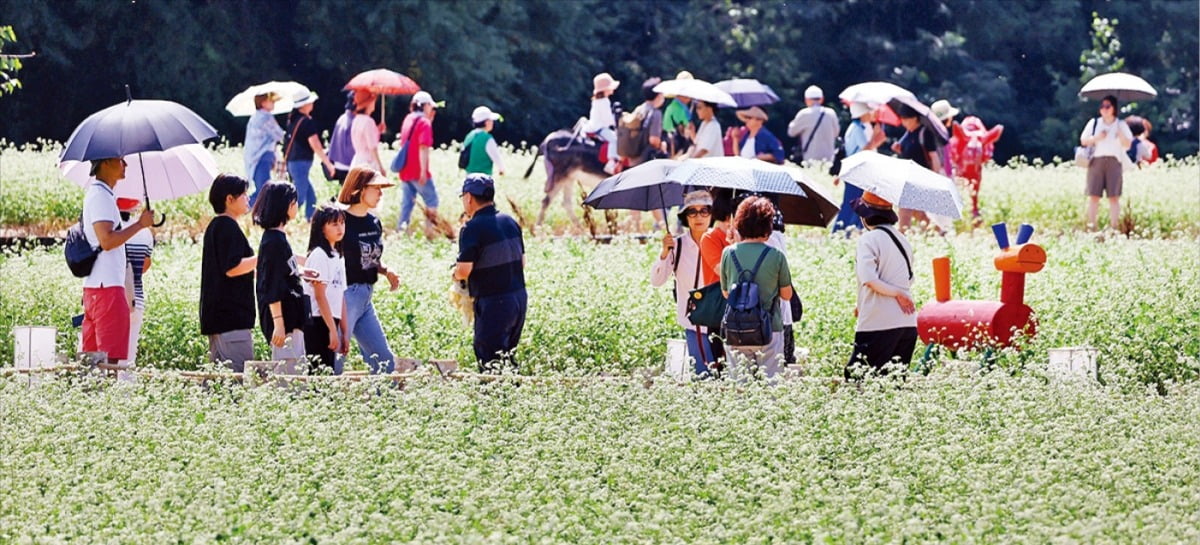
left=837, top=151, right=964, bottom=219
left=652, top=79, right=738, bottom=108
left=225, top=81, right=310, bottom=116
left=60, top=143, right=219, bottom=200
left=839, top=81, right=915, bottom=107
left=1079, top=72, right=1157, bottom=102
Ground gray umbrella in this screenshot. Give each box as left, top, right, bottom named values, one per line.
left=60, top=99, right=218, bottom=162
left=59, top=94, right=219, bottom=225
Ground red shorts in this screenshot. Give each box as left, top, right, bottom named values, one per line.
left=82, top=286, right=130, bottom=361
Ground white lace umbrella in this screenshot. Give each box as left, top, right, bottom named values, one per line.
left=225, top=81, right=310, bottom=116
left=837, top=151, right=964, bottom=219
left=1079, top=72, right=1157, bottom=102
left=839, top=81, right=915, bottom=106
left=60, top=143, right=219, bottom=200
left=652, top=79, right=738, bottom=108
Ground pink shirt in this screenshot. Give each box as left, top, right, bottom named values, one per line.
left=398, top=113, right=434, bottom=181
left=350, top=114, right=381, bottom=170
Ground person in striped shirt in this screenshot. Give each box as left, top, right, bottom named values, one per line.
left=117, top=197, right=154, bottom=367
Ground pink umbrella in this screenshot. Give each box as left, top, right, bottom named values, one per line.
left=343, top=69, right=421, bottom=125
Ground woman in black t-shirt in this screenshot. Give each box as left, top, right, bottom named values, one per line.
left=285, top=90, right=337, bottom=221
left=336, top=167, right=401, bottom=374
left=252, top=181, right=308, bottom=369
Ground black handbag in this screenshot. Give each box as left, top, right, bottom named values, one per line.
left=64, top=216, right=99, bottom=278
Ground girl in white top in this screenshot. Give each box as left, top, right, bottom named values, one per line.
left=585, top=72, right=621, bottom=173
left=650, top=190, right=716, bottom=376
left=303, top=204, right=350, bottom=374
left=1079, top=94, right=1133, bottom=231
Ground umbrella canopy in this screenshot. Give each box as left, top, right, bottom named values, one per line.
left=225, top=81, right=310, bottom=116
left=585, top=157, right=837, bottom=227
left=837, top=151, right=964, bottom=218
left=839, top=81, right=915, bottom=107
left=887, top=95, right=950, bottom=143
left=60, top=99, right=218, bottom=163
left=715, top=78, right=780, bottom=108
left=653, top=79, right=738, bottom=108
left=1079, top=72, right=1157, bottom=102
left=343, top=69, right=421, bottom=95
left=59, top=143, right=218, bottom=201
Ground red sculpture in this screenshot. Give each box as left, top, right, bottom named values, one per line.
left=949, top=116, right=1003, bottom=219
left=917, top=223, right=1044, bottom=356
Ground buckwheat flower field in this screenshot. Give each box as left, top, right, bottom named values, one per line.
left=1, top=143, right=1198, bottom=542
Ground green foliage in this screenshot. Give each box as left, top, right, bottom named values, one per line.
left=0, top=24, right=23, bottom=95
left=1, top=376, right=1199, bottom=542
left=0, top=1, right=1195, bottom=160
left=1080, top=12, right=1124, bottom=82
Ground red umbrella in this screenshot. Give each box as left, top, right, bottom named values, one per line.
left=343, top=69, right=421, bottom=129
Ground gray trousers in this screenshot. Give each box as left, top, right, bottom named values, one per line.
left=209, top=329, right=254, bottom=373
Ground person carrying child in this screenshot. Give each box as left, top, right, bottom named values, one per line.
left=302, top=204, right=350, bottom=374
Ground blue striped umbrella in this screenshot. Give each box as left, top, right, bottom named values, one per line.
left=715, top=79, right=781, bottom=108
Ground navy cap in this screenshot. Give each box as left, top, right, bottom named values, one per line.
left=461, top=173, right=495, bottom=197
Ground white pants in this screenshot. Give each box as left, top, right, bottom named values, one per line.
left=726, top=332, right=785, bottom=384
left=118, top=306, right=145, bottom=367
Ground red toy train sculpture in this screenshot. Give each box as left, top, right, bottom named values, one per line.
left=917, top=222, right=1045, bottom=353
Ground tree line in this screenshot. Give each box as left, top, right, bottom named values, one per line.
left=1, top=0, right=1196, bottom=162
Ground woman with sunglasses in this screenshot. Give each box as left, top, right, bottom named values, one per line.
left=650, top=190, right=717, bottom=377
left=1079, top=95, right=1133, bottom=231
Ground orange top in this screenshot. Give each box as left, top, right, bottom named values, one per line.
left=699, top=228, right=731, bottom=285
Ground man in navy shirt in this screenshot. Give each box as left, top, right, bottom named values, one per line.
left=453, top=174, right=527, bottom=373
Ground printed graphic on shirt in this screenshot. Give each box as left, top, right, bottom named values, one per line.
left=358, top=240, right=382, bottom=271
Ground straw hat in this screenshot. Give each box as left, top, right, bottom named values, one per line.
left=592, top=73, right=620, bottom=95
left=736, top=106, right=769, bottom=122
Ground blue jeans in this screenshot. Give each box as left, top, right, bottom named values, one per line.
left=473, top=289, right=527, bottom=373
left=684, top=329, right=715, bottom=376
left=832, top=182, right=864, bottom=234
left=287, top=160, right=317, bottom=220
left=343, top=283, right=395, bottom=374
left=248, top=153, right=274, bottom=207
left=398, top=178, right=440, bottom=229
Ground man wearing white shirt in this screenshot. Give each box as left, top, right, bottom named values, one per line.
left=787, top=85, right=840, bottom=163
left=81, top=157, right=154, bottom=365
left=1079, top=95, right=1133, bottom=231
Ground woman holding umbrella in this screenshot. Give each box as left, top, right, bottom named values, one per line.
left=350, top=91, right=384, bottom=173
left=245, top=92, right=285, bottom=206
left=1080, top=95, right=1133, bottom=231
left=845, top=192, right=917, bottom=379
left=832, top=102, right=886, bottom=233
left=651, top=190, right=717, bottom=377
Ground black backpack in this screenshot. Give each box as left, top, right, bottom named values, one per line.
left=65, top=216, right=99, bottom=278
left=459, top=130, right=478, bottom=170
left=721, top=247, right=774, bottom=346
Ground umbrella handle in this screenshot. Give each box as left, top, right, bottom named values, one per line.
left=153, top=211, right=166, bottom=227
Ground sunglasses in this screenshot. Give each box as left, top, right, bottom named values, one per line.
left=683, top=206, right=712, bottom=218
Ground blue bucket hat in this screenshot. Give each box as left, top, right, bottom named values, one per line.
left=461, top=173, right=495, bottom=197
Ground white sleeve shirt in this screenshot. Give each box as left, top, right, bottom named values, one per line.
left=82, top=181, right=126, bottom=289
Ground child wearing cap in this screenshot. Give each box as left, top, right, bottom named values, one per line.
left=117, top=197, right=154, bottom=367
left=584, top=72, right=621, bottom=174
left=462, top=106, right=506, bottom=176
